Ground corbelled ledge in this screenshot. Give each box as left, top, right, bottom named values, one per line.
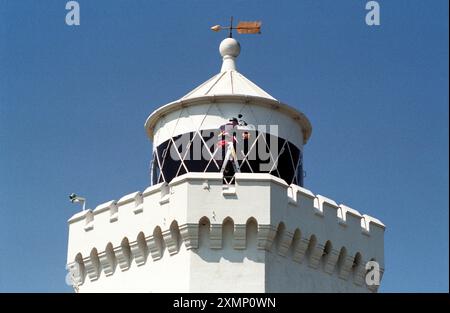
left=66, top=172, right=385, bottom=290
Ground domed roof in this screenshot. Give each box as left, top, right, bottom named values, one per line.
left=180, top=71, right=276, bottom=101
left=180, top=38, right=276, bottom=101
left=145, top=37, right=312, bottom=144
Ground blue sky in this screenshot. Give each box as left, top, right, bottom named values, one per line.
left=0, top=0, right=448, bottom=292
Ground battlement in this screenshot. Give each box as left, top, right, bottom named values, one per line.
left=66, top=173, right=385, bottom=292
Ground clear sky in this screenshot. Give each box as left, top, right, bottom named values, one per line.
left=0, top=0, right=448, bottom=292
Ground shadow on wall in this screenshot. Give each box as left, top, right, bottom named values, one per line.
left=195, top=216, right=264, bottom=263
left=69, top=216, right=376, bottom=291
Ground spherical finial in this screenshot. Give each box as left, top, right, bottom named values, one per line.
left=219, top=38, right=241, bottom=58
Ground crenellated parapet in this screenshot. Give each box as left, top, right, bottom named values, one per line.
left=67, top=173, right=385, bottom=292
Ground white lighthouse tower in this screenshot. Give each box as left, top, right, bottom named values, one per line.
left=66, top=34, right=385, bottom=293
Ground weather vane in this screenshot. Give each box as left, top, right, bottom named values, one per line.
left=211, top=17, right=262, bottom=38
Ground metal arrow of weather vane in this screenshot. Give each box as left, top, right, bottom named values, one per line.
left=211, top=17, right=262, bottom=38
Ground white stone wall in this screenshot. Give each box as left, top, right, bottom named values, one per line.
left=66, top=173, right=385, bottom=292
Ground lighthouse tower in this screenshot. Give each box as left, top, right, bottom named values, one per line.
left=66, top=36, right=385, bottom=293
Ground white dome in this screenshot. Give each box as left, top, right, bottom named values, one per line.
left=219, top=38, right=241, bottom=57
